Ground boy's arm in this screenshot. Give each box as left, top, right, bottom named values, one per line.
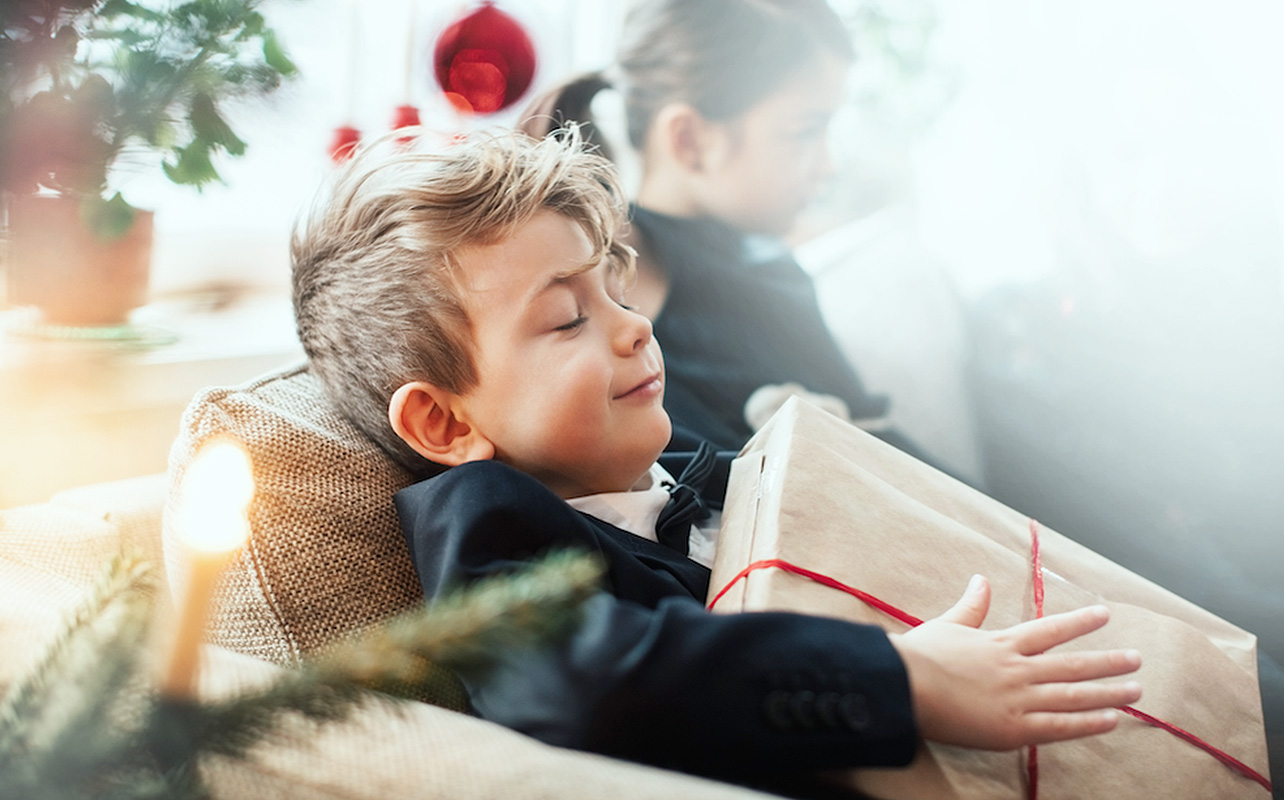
left=396, top=460, right=918, bottom=779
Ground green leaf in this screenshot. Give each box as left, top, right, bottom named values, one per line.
left=240, top=10, right=265, bottom=38
left=2, top=0, right=297, bottom=202
left=261, top=30, right=297, bottom=77
left=99, top=0, right=139, bottom=16
left=81, top=193, right=138, bottom=240
left=139, top=53, right=179, bottom=87
left=52, top=25, right=81, bottom=62
left=163, top=141, right=221, bottom=187
left=188, top=92, right=246, bottom=156
left=71, top=74, right=114, bottom=116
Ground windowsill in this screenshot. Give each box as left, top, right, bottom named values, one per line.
left=0, top=290, right=305, bottom=507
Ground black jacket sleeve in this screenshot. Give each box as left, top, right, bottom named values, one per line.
left=395, top=460, right=918, bottom=780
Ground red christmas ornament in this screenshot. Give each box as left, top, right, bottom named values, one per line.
left=391, top=104, right=421, bottom=130
left=432, top=1, right=537, bottom=115
left=329, top=125, right=361, bottom=163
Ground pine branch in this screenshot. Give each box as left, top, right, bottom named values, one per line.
left=0, top=550, right=165, bottom=799
left=325, top=548, right=606, bottom=683
left=0, top=551, right=156, bottom=758
left=0, top=547, right=604, bottom=798
left=187, top=549, right=604, bottom=759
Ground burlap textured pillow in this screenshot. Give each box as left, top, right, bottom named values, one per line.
left=163, top=363, right=459, bottom=702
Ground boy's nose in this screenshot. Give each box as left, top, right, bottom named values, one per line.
left=613, top=305, right=654, bottom=355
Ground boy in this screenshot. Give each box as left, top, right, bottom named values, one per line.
left=291, top=128, right=1142, bottom=785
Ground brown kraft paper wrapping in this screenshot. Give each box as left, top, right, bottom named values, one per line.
left=708, top=397, right=1271, bottom=799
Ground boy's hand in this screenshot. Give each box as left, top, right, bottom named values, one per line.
left=889, top=575, right=1143, bottom=751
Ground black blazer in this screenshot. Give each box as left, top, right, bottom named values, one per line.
left=395, top=457, right=918, bottom=783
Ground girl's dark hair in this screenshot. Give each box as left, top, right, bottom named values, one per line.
left=520, top=0, right=853, bottom=154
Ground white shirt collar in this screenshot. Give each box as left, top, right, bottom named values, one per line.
left=566, top=463, right=672, bottom=546
left=566, top=463, right=719, bottom=569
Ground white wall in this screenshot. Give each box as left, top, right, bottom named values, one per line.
left=913, top=0, right=1284, bottom=305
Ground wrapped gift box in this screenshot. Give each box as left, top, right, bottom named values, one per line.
left=709, top=397, right=1271, bottom=799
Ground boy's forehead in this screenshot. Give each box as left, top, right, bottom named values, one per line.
left=452, top=211, right=601, bottom=298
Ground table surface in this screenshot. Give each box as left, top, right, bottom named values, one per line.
left=0, top=291, right=304, bottom=507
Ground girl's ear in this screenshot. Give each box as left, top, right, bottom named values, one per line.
left=388, top=381, right=495, bottom=466
left=655, top=102, right=715, bottom=173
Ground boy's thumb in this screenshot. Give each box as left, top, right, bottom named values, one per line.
left=936, top=574, right=990, bottom=628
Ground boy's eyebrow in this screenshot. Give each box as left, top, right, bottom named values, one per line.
left=528, top=258, right=600, bottom=300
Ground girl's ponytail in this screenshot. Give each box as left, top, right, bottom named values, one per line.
left=518, top=72, right=616, bottom=161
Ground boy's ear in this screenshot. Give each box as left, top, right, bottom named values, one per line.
left=388, top=381, right=495, bottom=467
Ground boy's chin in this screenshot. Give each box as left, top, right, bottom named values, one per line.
left=624, top=427, right=673, bottom=487
left=650, top=416, right=674, bottom=459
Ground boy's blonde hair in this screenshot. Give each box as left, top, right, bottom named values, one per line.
left=291, top=127, right=633, bottom=475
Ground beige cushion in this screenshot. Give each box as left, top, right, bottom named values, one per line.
left=162, top=364, right=430, bottom=671
left=0, top=473, right=166, bottom=686
left=0, top=503, right=126, bottom=689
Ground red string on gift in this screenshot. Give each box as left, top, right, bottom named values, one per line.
left=1026, top=519, right=1045, bottom=800
left=1119, top=704, right=1271, bottom=787
left=707, top=519, right=1273, bottom=796
left=707, top=558, right=924, bottom=627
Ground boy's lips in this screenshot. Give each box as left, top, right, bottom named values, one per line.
left=615, top=372, right=663, bottom=400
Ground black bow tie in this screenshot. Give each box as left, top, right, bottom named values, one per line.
left=655, top=441, right=718, bottom=555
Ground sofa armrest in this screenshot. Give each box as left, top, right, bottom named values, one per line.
left=50, top=473, right=169, bottom=564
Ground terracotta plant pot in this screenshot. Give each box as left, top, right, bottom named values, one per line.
left=5, top=194, right=153, bottom=327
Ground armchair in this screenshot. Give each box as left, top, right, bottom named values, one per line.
left=0, top=364, right=783, bottom=799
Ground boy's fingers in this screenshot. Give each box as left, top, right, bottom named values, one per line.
left=1020, top=709, right=1122, bottom=745
left=1012, top=605, right=1111, bottom=655
left=1027, top=648, right=1142, bottom=684
left=1026, top=679, right=1142, bottom=713
left=934, top=574, right=991, bottom=628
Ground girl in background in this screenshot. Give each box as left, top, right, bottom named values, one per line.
left=522, top=0, right=929, bottom=459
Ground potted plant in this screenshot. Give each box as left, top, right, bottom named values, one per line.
left=0, top=0, right=297, bottom=328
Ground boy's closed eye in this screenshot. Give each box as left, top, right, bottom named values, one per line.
left=549, top=298, right=636, bottom=332
left=554, top=315, right=587, bottom=332
left=531, top=286, right=583, bottom=333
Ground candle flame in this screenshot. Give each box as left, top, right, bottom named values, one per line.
left=176, top=437, right=255, bottom=554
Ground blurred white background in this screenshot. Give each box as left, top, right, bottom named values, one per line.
left=120, top=1, right=1284, bottom=308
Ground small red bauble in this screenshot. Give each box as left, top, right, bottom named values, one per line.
left=433, top=2, right=536, bottom=115
left=329, top=125, right=361, bottom=162
left=391, top=104, right=421, bottom=129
